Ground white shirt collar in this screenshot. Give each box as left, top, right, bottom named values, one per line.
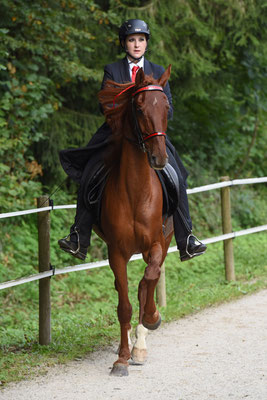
left=127, top=56, right=144, bottom=74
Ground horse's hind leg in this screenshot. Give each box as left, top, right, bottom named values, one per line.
left=109, top=251, right=132, bottom=377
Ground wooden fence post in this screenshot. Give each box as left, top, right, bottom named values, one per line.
left=220, top=177, right=236, bottom=281
left=156, top=262, right=167, bottom=307
left=37, top=196, right=51, bottom=345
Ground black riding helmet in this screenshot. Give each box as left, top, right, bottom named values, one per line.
left=119, top=19, right=150, bottom=48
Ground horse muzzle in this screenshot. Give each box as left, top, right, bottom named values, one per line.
left=147, top=153, right=169, bottom=170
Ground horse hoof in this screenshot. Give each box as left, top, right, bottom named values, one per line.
left=110, top=363, right=129, bottom=377
left=131, top=347, right=147, bottom=365
left=142, top=313, right=161, bottom=330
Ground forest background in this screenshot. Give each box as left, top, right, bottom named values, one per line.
left=1, top=0, right=267, bottom=286
left=0, top=0, right=267, bottom=289
left=1, top=0, right=267, bottom=214
left=0, top=0, right=267, bottom=384
left=1, top=0, right=267, bottom=217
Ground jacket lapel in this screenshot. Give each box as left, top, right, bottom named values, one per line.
left=120, top=57, right=131, bottom=83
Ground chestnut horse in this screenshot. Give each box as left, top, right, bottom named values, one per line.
left=97, top=65, right=173, bottom=376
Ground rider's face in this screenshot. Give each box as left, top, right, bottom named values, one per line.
left=125, top=34, right=147, bottom=62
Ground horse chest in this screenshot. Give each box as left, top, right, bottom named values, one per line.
left=102, top=188, right=162, bottom=240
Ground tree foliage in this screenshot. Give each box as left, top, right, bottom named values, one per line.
left=0, top=0, right=266, bottom=213
left=0, top=0, right=117, bottom=210
left=146, top=0, right=267, bottom=179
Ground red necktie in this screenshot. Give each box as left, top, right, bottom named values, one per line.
left=131, top=66, right=139, bottom=82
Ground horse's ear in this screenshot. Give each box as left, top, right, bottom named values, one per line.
left=135, top=67, right=145, bottom=85
left=158, top=64, right=172, bottom=88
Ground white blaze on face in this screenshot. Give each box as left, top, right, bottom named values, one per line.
left=153, top=97, right=158, bottom=106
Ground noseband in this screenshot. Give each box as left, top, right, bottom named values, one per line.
left=132, top=85, right=166, bottom=152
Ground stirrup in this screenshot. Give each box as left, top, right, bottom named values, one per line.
left=185, top=233, right=206, bottom=258
left=62, top=227, right=81, bottom=255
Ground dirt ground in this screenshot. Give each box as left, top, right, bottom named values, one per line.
left=1, top=289, right=266, bottom=400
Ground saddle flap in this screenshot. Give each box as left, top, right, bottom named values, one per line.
left=156, top=163, right=180, bottom=216
left=82, top=161, right=110, bottom=231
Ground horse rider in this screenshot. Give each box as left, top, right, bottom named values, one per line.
left=58, top=19, right=207, bottom=262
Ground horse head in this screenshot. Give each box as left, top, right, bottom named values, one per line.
left=133, top=65, right=172, bottom=170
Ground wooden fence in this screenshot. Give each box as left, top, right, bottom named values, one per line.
left=0, top=176, right=267, bottom=345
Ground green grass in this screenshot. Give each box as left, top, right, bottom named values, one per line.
left=0, top=231, right=266, bottom=385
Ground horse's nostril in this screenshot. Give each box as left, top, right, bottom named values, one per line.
left=150, top=155, right=168, bottom=170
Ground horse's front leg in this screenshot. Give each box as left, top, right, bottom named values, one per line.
left=130, top=277, right=148, bottom=364
left=131, top=321, right=148, bottom=364
left=142, top=242, right=162, bottom=330
left=131, top=242, right=162, bottom=364
left=109, top=251, right=132, bottom=377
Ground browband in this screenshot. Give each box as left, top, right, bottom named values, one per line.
left=112, top=85, right=164, bottom=108
left=132, top=85, right=164, bottom=97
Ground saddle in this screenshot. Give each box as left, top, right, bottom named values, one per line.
left=83, top=162, right=179, bottom=230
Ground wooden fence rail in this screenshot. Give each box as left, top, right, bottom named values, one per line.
left=0, top=176, right=266, bottom=345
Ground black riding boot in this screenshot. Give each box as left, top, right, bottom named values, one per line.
left=173, top=204, right=207, bottom=262
left=58, top=187, right=93, bottom=260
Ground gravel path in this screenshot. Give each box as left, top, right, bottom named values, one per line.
left=1, top=290, right=267, bottom=400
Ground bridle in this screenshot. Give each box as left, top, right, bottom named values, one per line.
left=112, top=84, right=167, bottom=152
left=131, top=85, right=166, bottom=152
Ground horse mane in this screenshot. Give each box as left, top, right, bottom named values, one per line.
left=98, top=73, right=159, bottom=137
